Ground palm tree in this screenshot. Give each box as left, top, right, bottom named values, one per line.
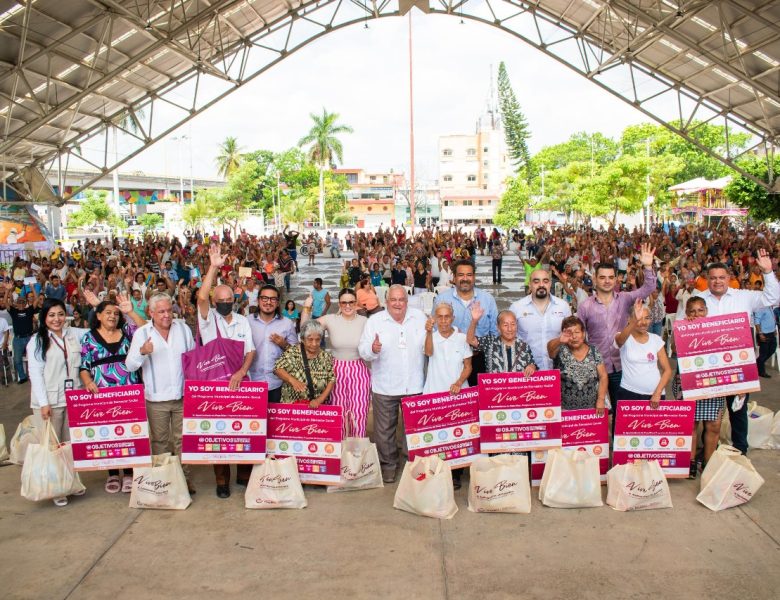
left=215, top=136, right=244, bottom=179
left=298, top=109, right=353, bottom=227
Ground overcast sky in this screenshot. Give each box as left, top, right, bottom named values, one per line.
left=122, top=12, right=651, bottom=182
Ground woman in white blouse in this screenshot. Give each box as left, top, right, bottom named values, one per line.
left=26, top=298, right=88, bottom=506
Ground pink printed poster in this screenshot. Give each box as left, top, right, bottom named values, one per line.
left=401, top=388, right=483, bottom=467
left=674, top=312, right=760, bottom=400
left=266, top=404, right=343, bottom=485
left=612, top=401, right=696, bottom=478
left=182, top=380, right=268, bottom=464
left=530, top=410, right=610, bottom=486
left=66, top=384, right=151, bottom=471
left=478, top=371, right=562, bottom=453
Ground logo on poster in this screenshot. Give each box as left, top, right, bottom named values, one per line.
left=527, top=410, right=537, bottom=420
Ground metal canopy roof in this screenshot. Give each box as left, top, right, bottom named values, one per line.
left=1, top=0, right=779, bottom=203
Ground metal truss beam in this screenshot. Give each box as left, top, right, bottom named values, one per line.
left=2, top=0, right=779, bottom=204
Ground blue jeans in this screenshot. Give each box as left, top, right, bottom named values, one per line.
left=649, top=321, right=664, bottom=336
left=12, top=334, right=30, bottom=380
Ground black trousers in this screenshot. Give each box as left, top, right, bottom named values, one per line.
left=726, top=394, right=749, bottom=454
left=757, top=332, right=777, bottom=376
left=468, top=352, right=485, bottom=387
left=492, top=259, right=502, bottom=284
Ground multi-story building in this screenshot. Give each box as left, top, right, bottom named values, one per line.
left=438, top=105, right=510, bottom=223
left=336, top=168, right=404, bottom=228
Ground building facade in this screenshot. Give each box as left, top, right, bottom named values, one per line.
left=336, top=168, right=404, bottom=228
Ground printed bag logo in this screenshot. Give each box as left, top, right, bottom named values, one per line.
left=133, top=474, right=172, bottom=496
left=341, top=461, right=376, bottom=480
left=196, top=354, right=227, bottom=372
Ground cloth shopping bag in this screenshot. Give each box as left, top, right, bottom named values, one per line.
left=245, top=456, right=307, bottom=509
left=20, top=421, right=85, bottom=502
left=696, top=445, right=764, bottom=511
left=767, top=411, right=780, bottom=450
left=747, top=404, right=774, bottom=449
left=0, top=424, right=8, bottom=462
left=129, top=453, right=192, bottom=510
left=9, top=415, right=40, bottom=465
left=606, top=460, right=673, bottom=511
left=327, top=437, right=384, bottom=493
left=181, top=318, right=246, bottom=381
left=393, top=456, right=458, bottom=519
left=539, top=448, right=603, bottom=508
left=468, top=454, right=531, bottom=514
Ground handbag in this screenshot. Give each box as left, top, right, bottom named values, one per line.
left=299, top=343, right=317, bottom=401
left=696, top=445, right=765, bottom=511
left=606, top=460, right=673, bottom=511
left=245, top=456, right=307, bottom=509
left=181, top=312, right=246, bottom=381
left=747, top=404, right=774, bottom=449
left=468, top=454, right=531, bottom=514
left=21, top=421, right=85, bottom=501
left=393, top=455, right=458, bottom=519
left=539, top=448, right=603, bottom=508
left=328, top=412, right=383, bottom=493
left=129, top=453, right=192, bottom=510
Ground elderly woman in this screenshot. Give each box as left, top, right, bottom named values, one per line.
left=466, top=302, right=537, bottom=376
left=615, top=299, right=672, bottom=408
left=423, top=303, right=472, bottom=395
left=274, top=320, right=336, bottom=408
left=547, top=316, right=607, bottom=415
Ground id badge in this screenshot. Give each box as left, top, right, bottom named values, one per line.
left=397, top=331, right=407, bottom=349
left=64, top=379, right=74, bottom=391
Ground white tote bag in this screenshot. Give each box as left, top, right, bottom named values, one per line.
left=747, top=405, right=774, bottom=449
left=606, top=460, right=673, bottom=511
left=697, top=445, right=764, bottom=511
left=539, top=448, right=603, bottom=508
left=468, top=454, right=531, bottom=514
left=327, top=437, right=384, bottom=493
left=9, top=415, right=40, bottom=465
left=0, top=424, right=8, bottom=462
left=21, top=421, right=85, bottom=502
left=393, top=455, right=458, bottom=519
left=245, top=457, right=307, bottom=509
left=767, top=411, right=780, bottom=450
left=129, top=453, right=192, bottom=510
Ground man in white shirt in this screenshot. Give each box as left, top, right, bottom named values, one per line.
left=197, top=244, right=257, bottom=498
left=358, top=284, right=426, bottom=483
left=694, top=250, right=779, bottom=454
left=509, top=269, right=571, bottom=371
left=127, top=293, right=195, bottom=493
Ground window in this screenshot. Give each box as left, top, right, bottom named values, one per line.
left=483, top=185, right=488, bottom=190
left=483, top=147, right=489, bottom=153
left=467, top=175, right=476, bottom=182
left=442, top=148, right=453, bottom=156
left=367, top=206, right=372, bottom=211
left=483, top=161, right=489, bottom=167
left=483, top=173, right=489, bottom=180
left=466, top=148, right=477, bottom=156
left=478, top=200, right=484, bottom=206
left=369, top=176, right=376, bottom=181
left=443, top=200, right=450, bottom=207
left=383, top=206, right=388, bottom=211
left=346, top=173, right=358, bottom=184
left=487, top=199, right=492, bottom=204
left=463, top=200, right=473, bottom=206
left=443, top=175, right=453, bottom=182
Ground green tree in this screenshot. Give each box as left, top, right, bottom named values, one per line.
left=182, top=194, right=214, bottom=231
left=68, top=190, right=125, bottom=229
left=494, top=177, right=531, bottom=229
left=138, top=213, right=163, bottom=231
left=724, top=155, right=780, bottom=221
left=575, top=155, right=650, bottom=224
left=297, top=108, right=353, bottom=227
left=211, top=160, right=263, bottom=234
left=532, top=132, right=619, bottom=173
left=497, top=62, right=532, bottom=179
left=215, top=136, right=245, bottom=179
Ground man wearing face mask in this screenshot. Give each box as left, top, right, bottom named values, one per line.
left=197, top=244, right=257, bottom=498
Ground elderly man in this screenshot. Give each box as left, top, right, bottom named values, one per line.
left=249, top=284, right=297, bottom=403
left=434, top=259, right=498, bottom=386
left=126, top=293, right=196, bottom=493
left=197, top=244, right=257, bottom=498
left=358, top=284, right=427, bottom=483
left=695, top=250, right=779, bottom=455
left=509, top=269, right=571, bottom=371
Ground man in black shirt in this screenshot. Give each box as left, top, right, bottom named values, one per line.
left=9, top=296, right=34, bottom=384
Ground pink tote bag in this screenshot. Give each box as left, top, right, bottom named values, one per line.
left=181, top=315, right=246, bottom=381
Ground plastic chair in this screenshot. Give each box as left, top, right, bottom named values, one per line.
left=419, top=292, right=437, bottom=316
left=403, top=286, right=413, bottom=296
left=375, top=285, right=388, bottom=308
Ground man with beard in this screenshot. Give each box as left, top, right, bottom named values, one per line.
left=434, top=260, right=498, bottom=386
left=509, top=269, right=571, bottom=371
left=578, top=243, right=657, bottom=412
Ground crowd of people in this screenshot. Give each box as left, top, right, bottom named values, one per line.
left=2, top=218, right=778, bottom=504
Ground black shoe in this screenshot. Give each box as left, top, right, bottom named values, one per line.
left=235, top=478, right=248, bottom=487
left=216, top=484, right=230, bottom=498
left=759, top=372, right=771, bottom=379
left=452, top=473, right=462, bottom=490
left=17, top=378, right=28, bottom=385
left=688, top=464, right=697, bottom=480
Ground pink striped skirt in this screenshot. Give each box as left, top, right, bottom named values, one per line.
left=329, top=358, right=371, bottom=438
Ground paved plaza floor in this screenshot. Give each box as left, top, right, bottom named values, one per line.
left=1, top=251, right=779, bottom=599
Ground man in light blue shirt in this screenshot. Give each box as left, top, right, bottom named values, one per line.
left=433, top=259, right=498, bottom=386
left=752, top=280, right=777, bottom=379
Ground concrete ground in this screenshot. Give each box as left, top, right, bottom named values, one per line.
left=1, top=250, right=779, bottom=600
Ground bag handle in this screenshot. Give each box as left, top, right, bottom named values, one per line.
left=344, top=410, right=356, bottom=438
left=299, top=343, right=316, bottom=401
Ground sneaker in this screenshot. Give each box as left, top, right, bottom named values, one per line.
left=688, top=463, right=697, bottom=480
left=17, top=378, right=28, bottom=385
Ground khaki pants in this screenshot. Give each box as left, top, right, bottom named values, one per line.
left=371, top=392, right=411, bottom=475
left=146, top=399, right=189, bottom=478
left=33, top=407, right=70, bottom=443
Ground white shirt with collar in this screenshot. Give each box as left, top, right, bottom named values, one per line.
left=126, top=320, right=195, bottom=401
left=509, top=294, right=572, bottom=370
left=358, top=307, right=427, bottom=396
left=197, top=308, right=255, bottom=355
left=694, top=271, right=780, bottom=317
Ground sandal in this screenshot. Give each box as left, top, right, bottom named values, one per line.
left=105, top=475, right=121, bottom=494
left=53, top=496, right=68, bottom=507
left=121, top=475, right=133, bottom=493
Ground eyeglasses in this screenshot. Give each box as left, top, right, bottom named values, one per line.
left=259, top=296, right=279, bottom=303
left=339, top=300, right=356, bottom=306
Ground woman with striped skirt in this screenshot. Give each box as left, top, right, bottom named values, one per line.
left=302, top=288, right=371, bottom=437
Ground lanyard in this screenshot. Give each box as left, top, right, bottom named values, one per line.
left=50, top=333, right=70, bottom=378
